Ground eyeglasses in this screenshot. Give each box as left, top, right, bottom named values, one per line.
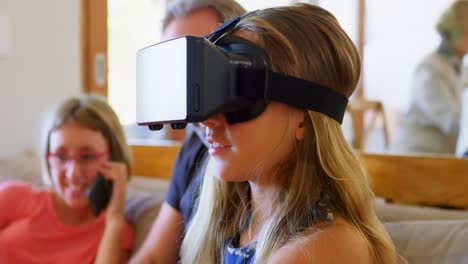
left=47, top=151, right=109, bottom=171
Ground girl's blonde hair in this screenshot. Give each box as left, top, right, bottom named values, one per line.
left=41, top=94, right=132, bottom=185
left=181, top=4, right=397, bottom=264
left=437, top=0, right=468, bottom=43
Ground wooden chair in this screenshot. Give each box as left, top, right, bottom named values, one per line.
left=346, top=98, right=390, bottom=150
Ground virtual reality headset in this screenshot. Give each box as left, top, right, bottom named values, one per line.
left=136, top=16, right=348, bottom=131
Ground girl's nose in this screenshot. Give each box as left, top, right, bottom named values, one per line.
left=201, top=113, right=225, bottom=129
left=65, top=161, right=81, bottom=182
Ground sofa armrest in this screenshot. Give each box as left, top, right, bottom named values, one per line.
left=125, top=176, right=169, bottom=254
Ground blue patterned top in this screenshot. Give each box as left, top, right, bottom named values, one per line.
left=225, top=239, right=256, bottom=264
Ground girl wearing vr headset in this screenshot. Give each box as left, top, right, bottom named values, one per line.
left=180, top=4, right=398, bottom=264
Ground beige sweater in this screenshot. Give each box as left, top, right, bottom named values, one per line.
left=390, top=47, right=464, bottom=154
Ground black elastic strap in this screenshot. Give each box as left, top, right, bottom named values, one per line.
left=238, top=68, right=348, bottom=124
left=205, top=15, right=243, bottom=42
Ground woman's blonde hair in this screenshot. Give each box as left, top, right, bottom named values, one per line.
left=437, top=0, right=468, bottom=43
left=181, top=4, right=397, bottom=264
left=41, top=94, right=132, bottom=185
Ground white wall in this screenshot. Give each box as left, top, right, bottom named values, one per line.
left=0, top=0, right=81, bottom=157
left=364, top=0, right=453, bottom=111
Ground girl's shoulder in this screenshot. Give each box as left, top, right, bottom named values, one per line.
left=269, top=217, right=373, bottom=264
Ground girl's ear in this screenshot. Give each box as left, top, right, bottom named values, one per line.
left=295, top=111, right=306, bottom=141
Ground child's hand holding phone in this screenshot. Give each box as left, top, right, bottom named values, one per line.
left=86, top=161, right=128, bottom=219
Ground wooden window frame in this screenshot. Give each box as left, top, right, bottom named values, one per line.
left=81, top=0, right=108, bottom=96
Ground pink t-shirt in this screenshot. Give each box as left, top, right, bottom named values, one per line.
left=0, top=181, right=134, bottom=263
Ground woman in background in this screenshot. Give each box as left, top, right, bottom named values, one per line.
left=390, top=1, right=468, bottom=154
left=0, top=94, right=133, bottom=263
left=180, top=4, right=398, bottom=264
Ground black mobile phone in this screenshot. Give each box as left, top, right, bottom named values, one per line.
left=86, top=174, right=113, bottom=216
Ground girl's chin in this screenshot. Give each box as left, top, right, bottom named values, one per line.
left=212, top=167, right=230, bottom=181
left=63, top=194, right=90, bottom=210
left=214, top=172, right=245, bottom=183
left=66, top=199, right=90, bottom=208
left=212, top=166, right=249, bottom=183
left=214, top=174, right=230, bottom=182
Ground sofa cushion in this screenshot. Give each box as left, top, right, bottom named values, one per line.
left=125, top=192, right=165, bottom=253
left=374, top=200, right=468, bottom=222
left=125, top=177, right=168, bottom=253
left=385, top=219, right=468, bottom=263
left=0, top=155, right=43, bottom=188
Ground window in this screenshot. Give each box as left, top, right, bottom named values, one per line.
left=361, top=0, right=454, bottom=148
left=108, top=0, right=166, bottom=125
left=87, top=0, right=461, bottom=152
left=363, top=0, right=453, bottom=112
